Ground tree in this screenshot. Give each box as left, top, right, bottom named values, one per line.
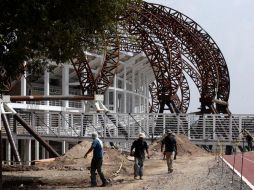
left=0, top=0, right=141, bottom=92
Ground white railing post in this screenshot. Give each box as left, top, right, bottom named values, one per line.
left=187, top=115, right=191, bottom=139
left=152, top=114, right=155, bottom=138
left=163, top=114, right=165, bottom=134
left=239, top=116, right=242, bottom=139
left=116, top=114, right=119, bottom=138
left=58, top=113, right=61, bottom=137
left=177, top=114, right=180, bottom=134
left=128, top=114, right=130, bottom=139
left=104, top=114, right=106, bottom=141
left=80, top=114, right=83, bottom=137
left=203, top=115, right=206, bottom=140
left=213, top=115, right=216, bottom=140
left=31, top=112, right=35, bottom=134
left=229, top=115, right=232, bottom=141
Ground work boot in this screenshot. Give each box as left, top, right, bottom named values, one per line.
left=100, top=181, right=109, bottom=187
left=168, top=169, right=173, bottom=173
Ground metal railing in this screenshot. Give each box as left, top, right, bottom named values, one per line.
left=3, top=111, right=254, bottom=145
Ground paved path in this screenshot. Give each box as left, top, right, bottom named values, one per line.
left=223, top=151, right=254, bottom=189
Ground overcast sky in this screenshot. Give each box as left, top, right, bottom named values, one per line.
left=145, top=0, right=254, bottom=114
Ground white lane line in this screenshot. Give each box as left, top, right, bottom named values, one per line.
left=241, top=156, right=254, bottom=164
left=222, top=156, right=254, bottom=190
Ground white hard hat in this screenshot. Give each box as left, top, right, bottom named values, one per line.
left=139, top=132, right=146, bottom=138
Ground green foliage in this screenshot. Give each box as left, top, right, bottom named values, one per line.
left=0, top=0, right=141, bottom=92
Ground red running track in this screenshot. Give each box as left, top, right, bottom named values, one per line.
left=223, top=151, right=254, bottom=189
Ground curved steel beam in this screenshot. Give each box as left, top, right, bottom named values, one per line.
left=95, top=34, right=120, bottom=94
left=144, top=3, right=217, bottom=106
left=145, top=2, right=229, bottom=113
left=71, top=56, right=97, bottom=95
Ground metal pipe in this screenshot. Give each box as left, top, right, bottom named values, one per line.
left=1, top=113, right=21, bottom=162
left=14, top=114, right=60, bottom=157
left=10, top=95, right=94, bottom=102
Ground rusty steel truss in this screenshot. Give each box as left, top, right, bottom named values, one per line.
left=0, top=1, right=230, bottom=114
left=72, top=2, right=230, bottom=114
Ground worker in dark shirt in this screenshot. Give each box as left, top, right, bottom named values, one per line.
left=130, top=133, right=150, bottom=180
left=246, top=133, right=253, bottom=151
left=161, top=130, right=177, bottom=173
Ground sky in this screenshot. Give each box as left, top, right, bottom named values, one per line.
left=146, top=0, right=254, bottom=114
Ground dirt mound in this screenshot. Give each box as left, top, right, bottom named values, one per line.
left=36, top=140, right=133, bottom=177
left=150, top=134, right=208, bottom=157
left=175, top=134, right=208, bottom=156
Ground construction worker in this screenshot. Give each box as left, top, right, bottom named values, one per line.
left=245, top=133, right=253, bottom=151
left=161, top=130, right=177, bottom=173
left=84, top=132, right=109, bottom=187
left=172, top=133, right=177, bottom=160
left=130, top=132, right=150, bottom=180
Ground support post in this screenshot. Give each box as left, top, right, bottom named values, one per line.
left=14, top=114, right=60, bottom=157
left=1, top=113, right=21, bottom=162
left=203, top=115, right=206, bottom=140
left=35, top=141, right=39, bottom=160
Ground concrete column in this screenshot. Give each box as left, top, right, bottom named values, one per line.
left=62, top=64, right=69, bottom=106
left=6, top=141, right=11, bottom=165
left=123, top=65, right=127, bottom=113
left=21, top=65, right=27, bottom=104
left=62, top=65, right=69, bottom=129
left=44, top=68, right=50, bottom=98
left=145, top=76, right=149, bottom=113
left=24, top=139, right=31, bottom=165
left=113, top=75, right=117, bottom=112
left=65, top=142, right=69, bottom=152
left=62, top=141, right=66, bottom=155
left=44, top=68, right=50, bottom=133
left=35, top=140, right=39, bottom=160
left=104, top=91, right=109, bottom=109
left=132, top=68, right=135, bottom=113
left=138, top=72, right=141, bottom=112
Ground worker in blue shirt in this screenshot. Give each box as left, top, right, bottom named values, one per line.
left=84, top=132, right=108, bottom=187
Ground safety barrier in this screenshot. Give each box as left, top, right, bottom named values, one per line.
left=3, top=112, right=254, bottom=145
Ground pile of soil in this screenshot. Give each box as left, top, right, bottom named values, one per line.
left=150, top=134, right=208, bottom=157
left=36, top=140, right=133, bottom=177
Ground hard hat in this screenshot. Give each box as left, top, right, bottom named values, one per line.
left=139, top=132, right=146, bottom=138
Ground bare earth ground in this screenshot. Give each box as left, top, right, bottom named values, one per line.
left=3, top=135, right=252, bottom=190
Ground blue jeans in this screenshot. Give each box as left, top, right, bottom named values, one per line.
left=134, top=157, right=145, bottom=177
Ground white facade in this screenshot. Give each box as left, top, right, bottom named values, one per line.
left=11, top=52, right=155, bottom=114
left=1, top=52, right=155, bottom=164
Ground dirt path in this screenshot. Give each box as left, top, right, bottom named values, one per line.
left=100, top=155, right=214, bottom=190
left=48, top=154, right=216, bottom=190
left=81, top=154, right=251, bottom=190
left=3, top=153, right=252, bottom=190
left=3, top=136, right=252, bottom=190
